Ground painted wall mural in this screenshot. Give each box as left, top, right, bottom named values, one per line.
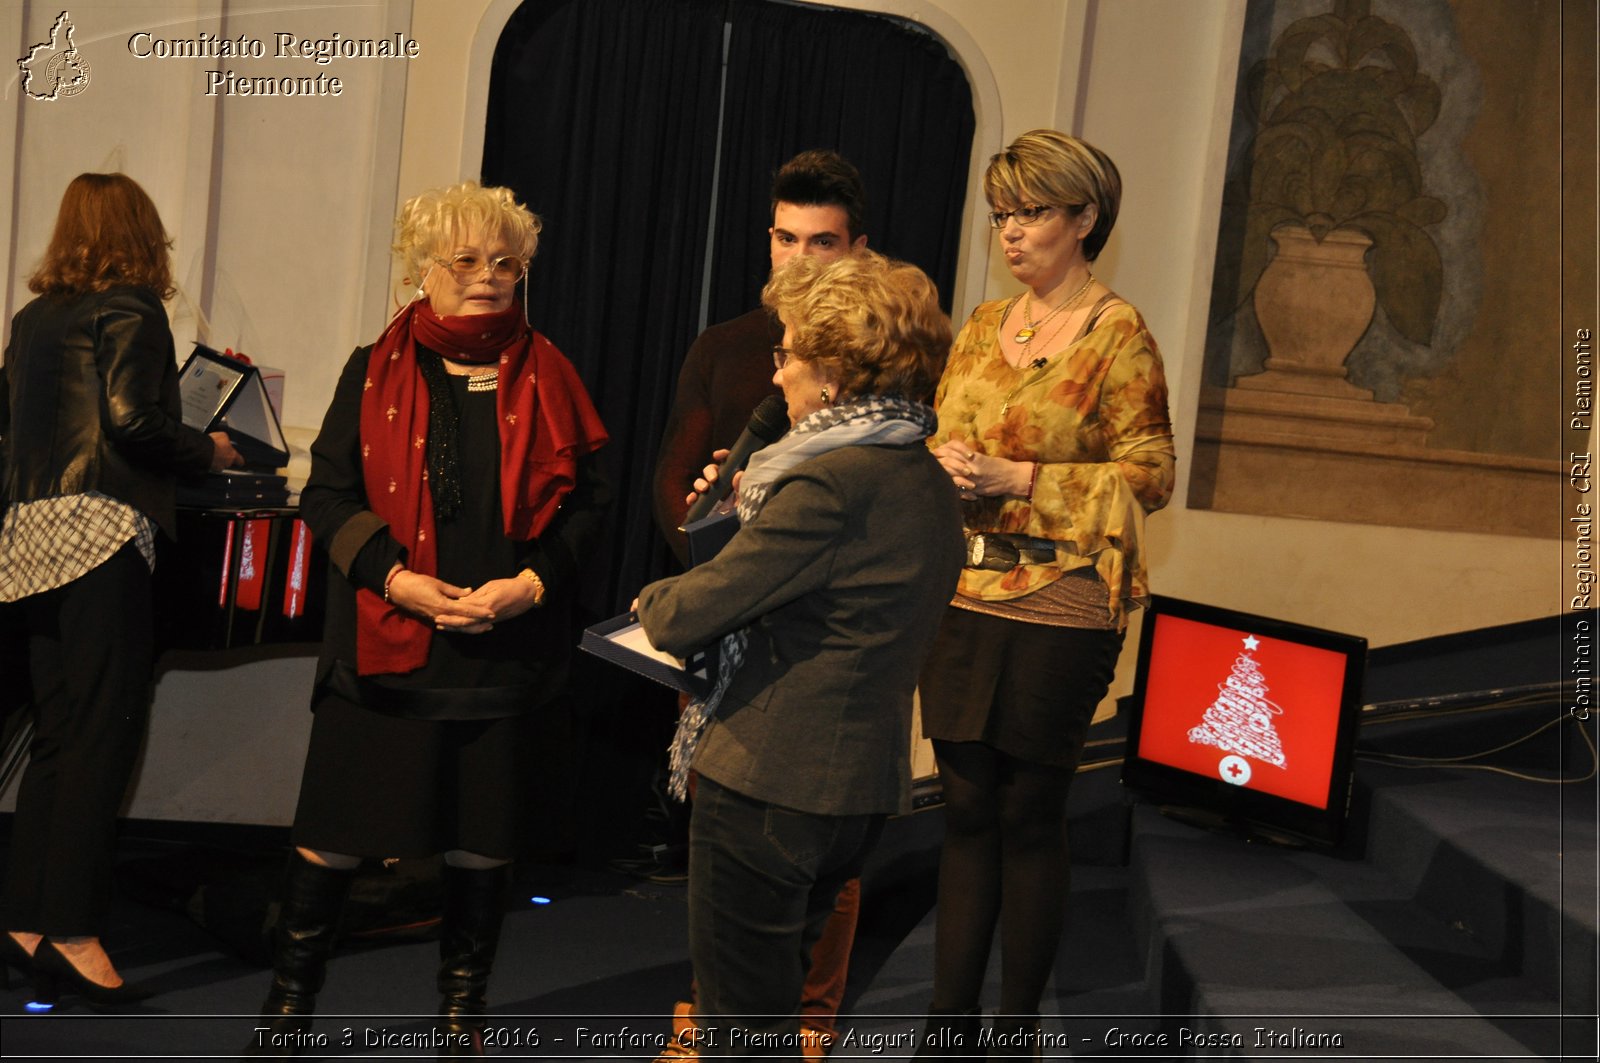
left=1190, top=0, right=1566, bottom=538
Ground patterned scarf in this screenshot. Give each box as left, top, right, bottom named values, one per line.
left=357, top=299, right=608, bottom=675
left=666, top=393, right=937, bottom=800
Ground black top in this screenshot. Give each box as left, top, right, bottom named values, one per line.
left=301, top=345, right=611, bottom=720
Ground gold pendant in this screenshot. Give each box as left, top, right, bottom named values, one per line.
left=1000, top=401, right=1011, bottom=417
left=1014, top=328, right=1035, bottom=343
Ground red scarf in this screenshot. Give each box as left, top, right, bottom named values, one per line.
left=355, top=299, right=608, bottom=675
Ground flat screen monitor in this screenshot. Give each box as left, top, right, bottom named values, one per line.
left=1120, top=595, right=1367, bottom=847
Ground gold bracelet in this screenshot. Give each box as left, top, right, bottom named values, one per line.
left=518, top=567, right=546, bottom=607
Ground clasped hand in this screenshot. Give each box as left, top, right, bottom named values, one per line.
left=932, top=438, right=1029, bottom=501
left=384, top=567, right=539, bottom=634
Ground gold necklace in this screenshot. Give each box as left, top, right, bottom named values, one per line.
left=1013, top=272, right=1094, bottom=344
left=1013, top=295, right=1069, bottom=345
left=1000, top=276, right=1097, bottom=418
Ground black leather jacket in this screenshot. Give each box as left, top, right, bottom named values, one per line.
left=0, top=286, right=215, bottom=536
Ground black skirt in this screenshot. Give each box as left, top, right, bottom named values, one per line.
left=290, top=691, right=525, bottom=859
left=919, top=604, right=1124, bottom=768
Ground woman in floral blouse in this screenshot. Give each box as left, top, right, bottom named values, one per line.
left=916, top=130, right=1175, bottom=1054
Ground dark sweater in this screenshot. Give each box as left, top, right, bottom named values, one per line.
left=299, top=344, right=610, bottom=718
left=651, top=308, right=783, bottom=566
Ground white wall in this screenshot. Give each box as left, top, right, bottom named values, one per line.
left=0, top=0, right=1564, bottom=824
left=2, top=0, right=411, bottom=428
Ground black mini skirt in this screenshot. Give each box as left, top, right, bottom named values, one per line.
left=919, top=603, right=1124, bottom=768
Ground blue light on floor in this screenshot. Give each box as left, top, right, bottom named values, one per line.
left=24, top=1000, right=54, bottom=1012
left=529, top=895, right=552, bottom=905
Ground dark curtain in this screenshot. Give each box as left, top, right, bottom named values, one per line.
left=483, top=0, right=974, bottom=616
left=709, top=2, right=975, bottom=321
left=481, top=0, right=728, bottom=616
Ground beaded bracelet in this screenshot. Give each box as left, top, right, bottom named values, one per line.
left=383, top=566, right=403, bottom=603
left=518, top=567, right=547, bottom=607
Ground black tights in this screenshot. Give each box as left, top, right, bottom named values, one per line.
left=928, top=739, right=1077, bottom=1016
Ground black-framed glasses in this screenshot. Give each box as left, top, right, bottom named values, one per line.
left=987, top=204, right=1064, bottom=229
left=434, top=252, right=527, bottom=283
left=772, top=346, right=794, bottom=370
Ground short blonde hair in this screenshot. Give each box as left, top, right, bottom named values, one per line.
left=393, top=182, right=541, bottom=283
left=762, top=250, right=951, bottom=401
left=984, top=129, right=1121, bottom=261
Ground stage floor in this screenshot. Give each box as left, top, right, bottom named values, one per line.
left=0, top=803, right=1154, bottom=1061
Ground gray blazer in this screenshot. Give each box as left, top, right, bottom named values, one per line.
left=637, top=441, right=963, bottom=816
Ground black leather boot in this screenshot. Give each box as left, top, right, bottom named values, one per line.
left=915, top=1006, right=985, bottom=1059
left=241, top=854, right=354, bottom=1059
left=435, top=863, right=510, bottom=1059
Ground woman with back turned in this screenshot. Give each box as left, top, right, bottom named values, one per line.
left=635, top=250, right=964, bottom=1056
left=1, top=173, right=242, bottom=1009
left=917, top=130, right=1175, bottom=1056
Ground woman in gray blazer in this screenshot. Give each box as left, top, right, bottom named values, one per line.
left=636, top=250, right=964, bottom=1055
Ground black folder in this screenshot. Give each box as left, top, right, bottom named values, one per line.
left=579, top=509, right=739, bottom=695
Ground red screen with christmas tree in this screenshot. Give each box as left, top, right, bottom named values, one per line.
left=1135, top=613, right=1351, bottom=809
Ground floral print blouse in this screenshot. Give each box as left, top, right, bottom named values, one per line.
left=931, top=294, right=1176, bottom=627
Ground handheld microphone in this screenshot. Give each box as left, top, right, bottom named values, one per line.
left=682, top=394, right=789, bottom=524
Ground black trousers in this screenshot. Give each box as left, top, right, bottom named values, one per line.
left=2, top=543, right=153, bottom=937
left=688, top=776, right=884, bottom=1056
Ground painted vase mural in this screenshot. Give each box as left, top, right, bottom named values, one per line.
left=1251, top=224, right=1375, bottom=396
left=1235, top=0, right=1446, bottom=368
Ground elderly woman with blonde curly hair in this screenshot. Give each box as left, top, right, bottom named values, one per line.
left=245, top=182, right=609, bottom=1058
left=634, top=250, right=964, bottom=1053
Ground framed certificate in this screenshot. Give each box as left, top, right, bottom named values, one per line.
left=177, top=344, right=290, bottom=470
left=179, top=345, right=248, bottom=431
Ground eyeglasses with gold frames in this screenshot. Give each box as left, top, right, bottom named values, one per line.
left=433, top=252, right=527, bottom=284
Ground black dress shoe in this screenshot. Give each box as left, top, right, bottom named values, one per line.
left=31, top=941, right=154, bottom=1010
left=1, top=933, right=37, bottom=992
